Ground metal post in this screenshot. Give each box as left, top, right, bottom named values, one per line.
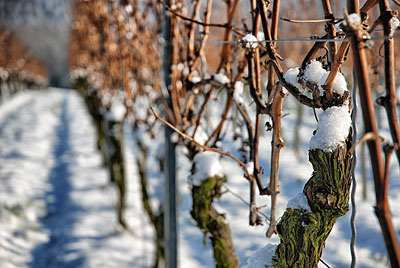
left=162, top=1, right=178, bottom=267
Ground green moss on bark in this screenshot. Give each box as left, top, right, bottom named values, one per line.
left=191, top=176, right=239, bottom=268
left=273, top=141, right=352, bottom=267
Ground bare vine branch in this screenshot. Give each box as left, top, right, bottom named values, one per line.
left=150, top=107, right=252, bottom=180
left=158, top=0, right=244, bottom=36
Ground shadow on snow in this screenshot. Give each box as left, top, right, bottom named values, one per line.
left=29, top=96, right=85, bottom=268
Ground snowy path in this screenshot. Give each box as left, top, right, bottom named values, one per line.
left=29, top=93, right=87, bottom=267
left=0, top=89, right=153, bottom=268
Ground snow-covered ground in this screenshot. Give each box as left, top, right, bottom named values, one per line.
left=0, top=88, right=399, bottom=267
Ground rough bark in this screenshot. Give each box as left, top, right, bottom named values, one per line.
left=272, top=138, right=352, bottom=267
left=73, top=78, right=127, bottom=229
left=191, top=176, right=239, bottom=268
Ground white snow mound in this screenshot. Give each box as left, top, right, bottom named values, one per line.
left=287, top=192, right=312, bottom=213
left=192, top=151, right=224, bottom=186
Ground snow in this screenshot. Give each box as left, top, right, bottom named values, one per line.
left=125, top=4, right=133, bottom=14
left=257, top=31, right=265, bottom=41
left=390, top=17, right=399, bottom=36
left=246, top=161, right=254, bottom=176
left=284, top=60, right=349, bottom=97
left=324, top=71, right=348, bottom=96
left=213, top=73, right=230, bottom=85
left=283, top=67, right=300, bottom=86
left=303, top=60, right=327, bottom=85
left=287, top=193, right=312, bottom=213
left=192, top=151, right=224, bottom=186
left=186, top=125, right=209, bottom=145
left=70, top=68, right=88, bottom=81
left=241, top=244, right=277, bottom=268
left=234, top=81, right=245, bottom=105
left=170, top=132, right=179, bottom=143
left=242, top=34, right=258, bottom=49
left=106, top=98, right=126, bottom=122
left=191, top=75, right=201, bottom=83
left=310, top=104, right=352, bottom=152
left=283, top=67, right=309, bottom=95
left=345, top=13, right=361, bottom=26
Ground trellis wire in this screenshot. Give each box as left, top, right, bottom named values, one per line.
left=170, top=32, right=400, bottom=45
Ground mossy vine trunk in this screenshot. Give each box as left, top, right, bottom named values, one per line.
left=272, top=137, right=352, bottom=267
left=73, top=79, right=127, bottom=229
left=191, top=176, right=239, bottom=268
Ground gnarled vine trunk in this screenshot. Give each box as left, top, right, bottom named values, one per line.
left=73, top=79, right=127, bottom=229
left=273, top=138, right=352, bottom=267
left=191, top=176, right=239, bottom=268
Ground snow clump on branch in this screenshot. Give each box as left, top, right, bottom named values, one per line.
left=390, top=17, right=399, bottom=36
left=344, top=13, right=361, bottom=26
left=283, top=60, right=352, bottom=152
left=191, top=75, right=201, bottom=83
left=185, top=125, right=209, bottom=145
left=242, top=244, right=277, bottom=268
left=234, top=81, right=245, bottom=104
left=283, top=59, right=348, bottom=97
left=213, top=73, right=230, bottom=85
left=242, top=34, right=258, bottom=49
